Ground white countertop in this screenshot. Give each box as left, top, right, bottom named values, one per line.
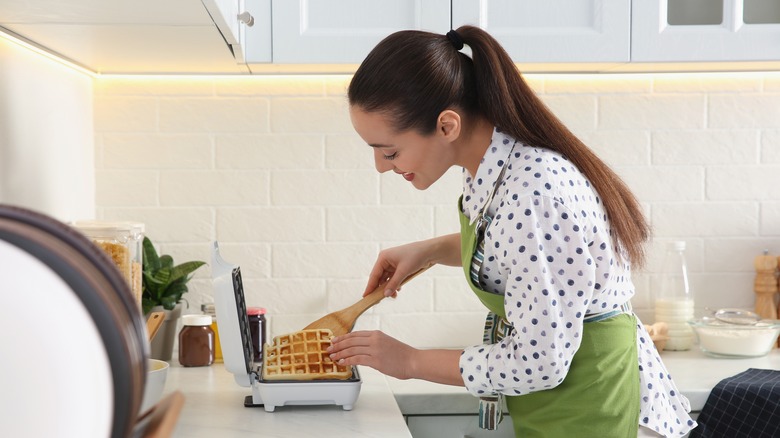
left=163, top=363, right=411, bottom=438
left=653, top=348, right=780, bottom=411
left=164, top=349, right=780, bottom=436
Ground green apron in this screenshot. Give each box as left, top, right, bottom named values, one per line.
left=458, top=198, right=640, bottom=438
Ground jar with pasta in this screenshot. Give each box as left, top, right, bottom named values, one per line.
left=72, top=221, right=137, bottom=306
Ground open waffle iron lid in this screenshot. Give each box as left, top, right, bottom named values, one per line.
left=0, top=205, right=147, bottom=438
left=212, top=241, right=256, bottom=386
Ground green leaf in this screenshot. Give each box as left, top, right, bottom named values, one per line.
left=169, top=261, right=206, bottom=284
left=160, top=255, right=174, bottom=270
left=153, top=267, right=172, bottom=286
left=142, top=237, right=160, bottom=271
left=142, top=298, right=155, bottom=315
left=142, top=271, right=166, bottom=286
left=160, top=295, right=178, bottom=310
left=166, top=281, right=189, bottom=304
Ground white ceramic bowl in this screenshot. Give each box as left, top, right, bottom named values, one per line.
left=688, top=320, right=780, bottom=358
left=140, top=359, right=169, bottom=414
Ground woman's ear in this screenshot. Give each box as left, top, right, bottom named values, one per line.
left=437, top=109, right=461, bottom=141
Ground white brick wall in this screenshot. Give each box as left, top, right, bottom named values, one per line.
left=95, top=73, right=780, bottom=347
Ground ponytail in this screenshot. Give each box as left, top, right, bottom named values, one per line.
left=349, top=26, right=649, bottom=267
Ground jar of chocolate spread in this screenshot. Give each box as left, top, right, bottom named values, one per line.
left=178, top=314, right=215, bottom=367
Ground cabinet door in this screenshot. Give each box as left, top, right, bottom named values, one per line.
left=203, top=0, right=272, bottom=63
left=452, top=0, right=630, bottom=64
left=203, top=0, right=242, bottom=46
left=271, top=0, right=451, bottom=64
left=244, top=0, right=272, bottom=63
left=203, top=0, right=242, bottom=59
left=632, top=0, right=780, bottom=62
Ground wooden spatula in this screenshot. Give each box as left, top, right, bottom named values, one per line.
left=146, top=311, right=165, bottom=343
left=303, top=266, right=430, bottom=337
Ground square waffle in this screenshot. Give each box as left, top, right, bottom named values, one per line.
left=262, top=329, right=353, bottom=381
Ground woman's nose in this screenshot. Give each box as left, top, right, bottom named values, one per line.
left=373, top=150, right=394, bottom=173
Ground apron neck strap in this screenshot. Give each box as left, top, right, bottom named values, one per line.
left=477, top=141, right=517, bottom=221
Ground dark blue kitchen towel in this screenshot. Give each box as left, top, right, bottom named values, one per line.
left=689, top=368, right=780, bottom=438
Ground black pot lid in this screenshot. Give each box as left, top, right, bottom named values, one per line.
left=0, top=205, right=147, bottom=438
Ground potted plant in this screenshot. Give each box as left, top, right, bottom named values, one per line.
left=142, top=236, right=206, bottom=360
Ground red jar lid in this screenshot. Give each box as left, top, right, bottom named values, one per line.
left=246, top=307, right=266, bottom=316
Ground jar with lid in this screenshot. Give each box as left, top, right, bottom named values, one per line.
left=124, top=222, right=145, bottom=308
left=72, top=221, right=135, bottom=302
left=178, top=314, right=215, bottom=367
left=201, top=303, right=223, bottom=363
left=654, top=241, right=695, bottom=351
left=246, top=307, right=267, bottom=362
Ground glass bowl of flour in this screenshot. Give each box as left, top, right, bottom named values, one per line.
left=688, top=318, right=780, bottom=358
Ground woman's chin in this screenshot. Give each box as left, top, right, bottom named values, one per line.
left=411, top=179, right=434, bottom=191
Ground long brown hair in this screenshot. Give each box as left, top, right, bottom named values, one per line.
left=348, top=25, right=649, bottom=267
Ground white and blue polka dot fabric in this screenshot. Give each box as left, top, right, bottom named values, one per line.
left=457, top=128, right=696, bottom=437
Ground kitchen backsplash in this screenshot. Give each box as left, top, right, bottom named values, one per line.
left=93, top=73, right=780, bottom=349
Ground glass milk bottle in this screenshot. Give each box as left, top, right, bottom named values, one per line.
left=654, top=241, right=695, bottom=350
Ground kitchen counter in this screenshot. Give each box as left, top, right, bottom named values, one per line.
left=654, top=348, right=780, bottom=411
left=163, top=363, right=411, bottom=438
left=164, top=349, right=779, bottom=436
left=387, top=349, right=780, bottom=415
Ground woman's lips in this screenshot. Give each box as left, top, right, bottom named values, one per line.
left=402, top=172, right=415, bottom=181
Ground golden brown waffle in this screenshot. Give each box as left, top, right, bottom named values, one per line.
left=262, top=329, right=353, bottom=381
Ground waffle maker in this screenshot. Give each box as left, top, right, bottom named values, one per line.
left=211, top=242, right=361, bottom=412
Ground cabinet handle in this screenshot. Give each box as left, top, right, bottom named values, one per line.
left=238, top=11, right=254, bottom=27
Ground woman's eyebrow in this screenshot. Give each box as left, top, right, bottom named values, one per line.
left=368, top=143, right=392, bottom=148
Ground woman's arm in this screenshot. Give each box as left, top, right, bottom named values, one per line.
left=328, top=331, right=465, bottom=386
left=409, top=348, right=464, bottom=386
left=363, top=233, right=462, bottom=296
left=426, top=233, right=462, bottom=267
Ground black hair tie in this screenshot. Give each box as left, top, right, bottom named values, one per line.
left=446, top=30, right=464, bottom=51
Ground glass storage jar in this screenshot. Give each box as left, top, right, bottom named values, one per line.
left=246, top=307, right=267, bottom=362
left=124, top=222, right=145, bottom=308
left=73, top=221, right=136, bottom=303
left=178, top=314, right=215, bottom=367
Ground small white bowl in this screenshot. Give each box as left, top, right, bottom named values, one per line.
left=140, top=359, right=169, bottom=414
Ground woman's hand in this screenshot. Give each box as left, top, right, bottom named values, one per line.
left=364, top=233, right=462, bottom=297
left=328, top=330, right=466, bottom=386
left=327, top=330, right=417, bottom=380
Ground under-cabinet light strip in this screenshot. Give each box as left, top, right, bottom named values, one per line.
left=0, top=27, right=96, bottom=77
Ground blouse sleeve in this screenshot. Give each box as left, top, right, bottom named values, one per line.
left=459, top=194, right=597, bottom=397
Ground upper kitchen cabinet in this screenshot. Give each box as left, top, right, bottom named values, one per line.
left=203, top=0, right=271, bottom=63
left=3, top=0, right=779, bottom=74
left=452, top=0, right=630, bottom=70
left=632, top=0, right=780, bottom=62
left=255, top=0, right=450, bottom=65
left=0, top=0, right=248, bottom=74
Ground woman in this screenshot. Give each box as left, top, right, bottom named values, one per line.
left=327, top=26, right=696, bottom=438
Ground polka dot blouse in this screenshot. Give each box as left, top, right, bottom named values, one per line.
left=458, top=128, right=696, bottom=437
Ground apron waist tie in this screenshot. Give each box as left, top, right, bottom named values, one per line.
left=583, top=301, right=632, bottom=323
left=478, top=313, right=510, bottom=430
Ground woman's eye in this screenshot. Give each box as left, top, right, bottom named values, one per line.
left=383, top=152, right=397, bottom=161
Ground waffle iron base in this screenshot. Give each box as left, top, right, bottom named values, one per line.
left=245, top=366, right=361, bottom=412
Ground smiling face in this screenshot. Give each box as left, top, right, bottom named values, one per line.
left=349, top=106, right=460, bottom=190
